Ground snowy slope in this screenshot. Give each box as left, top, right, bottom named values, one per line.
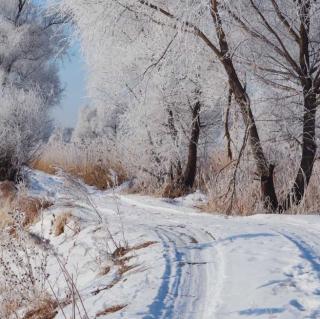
left=27, top=170, right=320, bottom=319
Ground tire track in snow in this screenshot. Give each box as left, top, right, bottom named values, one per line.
left=117, top=195, right=225, bottom=319
left=143, top=225, right=221, bottom=319
left=143, top=227, right=184, bottom=319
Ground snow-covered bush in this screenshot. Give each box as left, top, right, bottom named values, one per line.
left=0, top=87, right=51, bottom=181
left=0, top=0, right=66, bottom=181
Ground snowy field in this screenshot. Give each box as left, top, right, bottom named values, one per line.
left=24, top=170, right=320, bottom=319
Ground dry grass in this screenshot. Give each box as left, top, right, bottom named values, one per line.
left=291, top=161, right=320, bottom=214
left=33, top=159, right=127, bottom=190
left=96, top=304, right=127, bottom=317
left=99, top=265, right=111, bottom=276
left=23, top=297, right=58, bottom=319
left=132, top=241, right=158, bottom=250
left=117, top=263, right=137, bottom=276
left=32, top=158, right=56, bottom=175
left=95, top=241, right=156, bottom=294
left=0, top=296, right=20, bottom=318
left=202, top=150, right=320, bottom=216
left=0, top=180, right=17, bottom=201
left=112, top=241, right=158, bottom=276
left=53, top=212, right=72, bottom=236
left=0, top=180, right=52, bottom=229
left=91, top=277, right=121, bottom=296
left=15, top=196, right=52, bottom=226
left=201, top=151, right=259, bottom=216
left=111, top=246, right=129, bottom=259
left=0, top=182, right=17, bottom=226
left=0, top=203, right=14, bottom=229
left=162, top=183, right=187, bottom=198
left=111, top=241, right=158, bottom=259
left=32, top=141, right=127, bottom=190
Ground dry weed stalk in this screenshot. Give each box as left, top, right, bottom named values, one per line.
left=0, top=212, right=50, bottom=318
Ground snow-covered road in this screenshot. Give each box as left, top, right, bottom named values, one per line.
left=29, top=171, right=320, bottom=319
left=110, top=195, right=320, bottom=319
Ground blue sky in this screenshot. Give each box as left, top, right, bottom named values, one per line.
left=35, top=0, right=88, bottom=128
left=52, top=44, right=88, bottom=128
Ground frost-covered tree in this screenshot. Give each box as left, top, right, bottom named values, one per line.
left=86, top=0, right=320, bottom=210
left=215, top=0, right=320, bottom=210
left=0, top=0, right=67, bottom=180
left=0, top=87, right=50, bottom=180
left=60, top=0, right=226, bottom=192
left=61, top=0, right=320, bottom=211
left=73, top=104, right=124, bottom=144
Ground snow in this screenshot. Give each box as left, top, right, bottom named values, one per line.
left=26, top=170, right=320, bottom=319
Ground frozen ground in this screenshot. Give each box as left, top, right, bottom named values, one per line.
left=28, top=170, right=320, bottom=319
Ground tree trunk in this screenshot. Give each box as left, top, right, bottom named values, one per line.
left=281, top=1, right=317, bottom=211
left=222, top=60, right=279, bottom=211
left=167, top=108, right=183, bottom=182
left=225, top=88, right=233, bottom=160
left=183, top=101, right=201, bottom=189
left=163, top=101, right=201, bottom=198
left=210, top=2, right=279, bottom=211
left=0, top=159, right=19, bottom=182
left=282, top=86, right=317, bottom=210
left=261, top=164, right=278, bottom=212
left=182, top=101, right=201, bottom=189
